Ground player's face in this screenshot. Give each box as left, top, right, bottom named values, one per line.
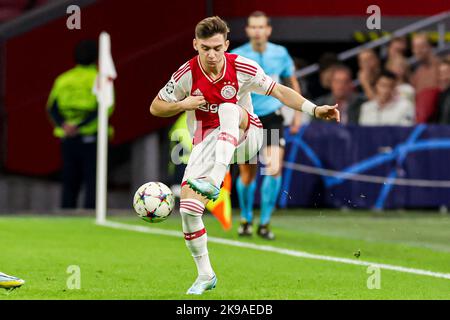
left=194, top=34, right=229, bottom=68
left=246, top=16, right=272, bottom=45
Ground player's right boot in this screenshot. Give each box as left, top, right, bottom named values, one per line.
left=238, top=220, right=253, bottom=236
left=187, top=178, right=220, bottom=201
left=0, top=272, right=25, bottom=289
left=186, top=274, right=217, bottom=295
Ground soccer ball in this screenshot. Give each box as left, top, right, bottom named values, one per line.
left=133, top=182, right=175, bottom=223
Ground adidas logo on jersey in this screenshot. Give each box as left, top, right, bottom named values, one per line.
left=192, top=88, right=203, bottom=96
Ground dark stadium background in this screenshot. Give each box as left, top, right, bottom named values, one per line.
left=0, top=0, right=449, bottom=210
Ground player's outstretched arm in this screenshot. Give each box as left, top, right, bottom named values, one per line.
left=270, top=83, right=340, bottom=122
left=150, top=95, right=206, bottom=118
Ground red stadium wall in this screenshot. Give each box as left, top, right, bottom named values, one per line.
left=4, top=0, right=206, bottom=175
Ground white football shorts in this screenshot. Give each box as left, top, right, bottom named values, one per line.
left=181, top=111, right=263, bottom=185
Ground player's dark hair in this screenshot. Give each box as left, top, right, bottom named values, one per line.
left=195, top=16, right=230, bottom=40
left=376, top=69, right=397, bottom=82
left=74, top=39, right=98, bottom=65
left=248, top=11, right=271, bottom=26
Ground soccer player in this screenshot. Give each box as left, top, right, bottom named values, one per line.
left=150, top=16, right=339, bottom=295
left=0, top=271, right=25, bottom=289
left=231, top=11, right=302, bottom=240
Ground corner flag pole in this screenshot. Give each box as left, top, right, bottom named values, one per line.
left=95, top=32, right=116, bottom=224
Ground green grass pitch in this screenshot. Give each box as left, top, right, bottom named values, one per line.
left=1, top=210, right=450, bottom=300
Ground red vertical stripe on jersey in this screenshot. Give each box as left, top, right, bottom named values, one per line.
left=190, top=53, right=242, bottom=145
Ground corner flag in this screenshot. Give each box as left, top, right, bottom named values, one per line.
left=206, top=171, right=232, bottom=231
left=95, top=32, right=116, bottom=224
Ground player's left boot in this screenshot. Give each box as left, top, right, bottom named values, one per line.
left=0, top=272, right=25, bottom=289
left=187, top=178, right=220, bottom=201
left=186, top=274, right=217, bottom=295
left=257, top=224, right=275, bottom=240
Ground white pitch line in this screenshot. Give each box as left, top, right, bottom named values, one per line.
left=98, top=220, right=450, bottom=280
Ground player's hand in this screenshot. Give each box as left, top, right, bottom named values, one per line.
left=315, top=104, right=340, bottom=122
left=179, top=96, right=207, bottom=111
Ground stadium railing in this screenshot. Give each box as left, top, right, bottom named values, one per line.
left=295, top=10, right=450, bottom=80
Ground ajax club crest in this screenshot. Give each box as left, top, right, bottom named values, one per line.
left=221, top=82, right=237, bottom=99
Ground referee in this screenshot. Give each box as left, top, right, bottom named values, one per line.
left=232, top=11, right=302, bottom=240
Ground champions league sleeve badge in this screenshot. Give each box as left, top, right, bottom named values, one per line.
left=165, top=80, right=175, bottom=95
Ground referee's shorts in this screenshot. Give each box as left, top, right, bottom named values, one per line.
left=259, top=109, right=286, bottom=148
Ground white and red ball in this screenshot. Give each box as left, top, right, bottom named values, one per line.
left=133, top=182, right=175, bottom=223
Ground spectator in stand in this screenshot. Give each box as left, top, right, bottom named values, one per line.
left=410, top=32, right=440, bottom=93
left=436, top=58, right=450, bottom=124
left=293, top=57, right=310, bottom=98
left=385, top=36, right=408, bottom=62
left=292, top=57, right=312, bottom=123
left=410, top=33, right=441, bottom=123
left=307, top=52, right=339, bottom=99
left=357, top=48, right=381, bottom=100
left=315, top=65, right=366, bottom=125
left=385, top=55, right=415, bottom=104
left=359, top=70, right=415, bottom=126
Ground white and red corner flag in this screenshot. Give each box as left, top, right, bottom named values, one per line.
left=95, top=31, right=116, bottom=224
left=96, top=31, right=117, bottom=109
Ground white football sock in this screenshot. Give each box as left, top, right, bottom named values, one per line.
left=210, top=103, right=241, bottom=186
left=180, top=199, right=214, bottom=277
left=209, top=163, right=228, bottom=187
